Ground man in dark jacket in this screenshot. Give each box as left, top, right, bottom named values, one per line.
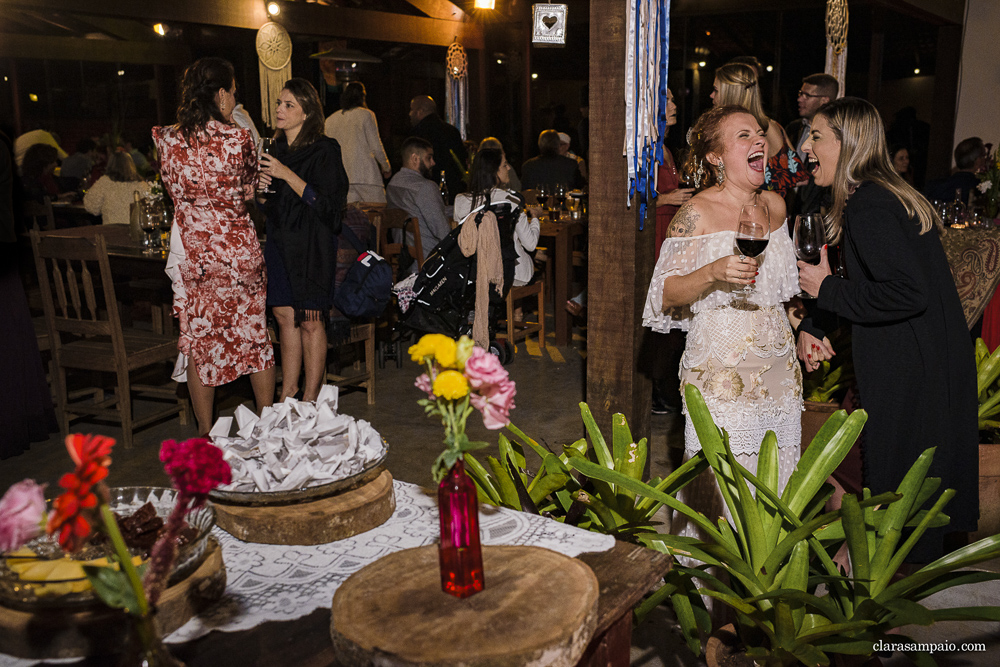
left=521, top=129, right=585, bottom=191
left=409, top=95, right=466, bottom=203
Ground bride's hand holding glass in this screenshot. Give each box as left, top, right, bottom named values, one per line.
left=710, top=254, right=758, bottom=287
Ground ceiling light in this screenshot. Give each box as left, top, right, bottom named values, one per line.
left=496, top=59, right=502, bottom=64
left=29, top=93, right=38, bottom=102
left=267, top=2, right=280, bottom=16
left=766, top=65, right=773, bottom=72
left=705, top=31, right=711, bottom=36
left=475, top=0, right=496, bottom=8
left=118, top=70, right=125, bottom=76
left=153, top=23, right=167, bottom=36
left=531, top=73, right=538, bottom=80
left=698, top=61, right=706, bottom=68
left=914, top=68, right=921, bottom=75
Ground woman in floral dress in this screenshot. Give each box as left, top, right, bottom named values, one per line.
left=153, top=57, right=275, bottom=434
left=643, top=105, right=802, bottom=539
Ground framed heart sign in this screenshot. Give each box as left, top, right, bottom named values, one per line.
left=532, top=4, right=567, bottom=45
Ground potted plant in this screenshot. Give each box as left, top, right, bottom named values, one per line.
left=801, top=329, right=854, bottom=452
left=974, top=338, right=1000, bottom=540
left=569, top=385, right=1000, bottom=666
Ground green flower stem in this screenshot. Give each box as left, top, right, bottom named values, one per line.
left=99, top=502, right=149, bottom=617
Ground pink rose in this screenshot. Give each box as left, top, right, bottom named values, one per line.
left=470, top=379, right=516, bottom=430
left=464, top=346, right=509, bottom=390
left=415, top=373, right=436, bottom=399
left=0, top=480, right=47, bottom=551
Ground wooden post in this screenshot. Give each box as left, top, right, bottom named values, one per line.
left=586, top=0, right=653, bottom=439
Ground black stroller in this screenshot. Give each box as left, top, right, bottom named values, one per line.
left=397, top=196, right=523, bottom=364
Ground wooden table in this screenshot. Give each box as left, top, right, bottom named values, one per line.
left=16, top=541, right=668, bottom=667
left=539, top=220, right=586, bottom=347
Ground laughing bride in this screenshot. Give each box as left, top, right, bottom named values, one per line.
left=642, top=105, right=803, bottom=538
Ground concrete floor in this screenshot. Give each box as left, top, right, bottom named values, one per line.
left=4, top=330, right=999, bottom=666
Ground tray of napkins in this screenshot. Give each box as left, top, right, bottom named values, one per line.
left=208, top=385, right=388, bottom=505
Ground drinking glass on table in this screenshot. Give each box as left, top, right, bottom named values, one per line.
left=140, top=209, right=160, bottom=254
left=793, top=213, right=825, bottom=298
left=554, top=183, right=566, bottom=211
left=536, top=184, right=551, bottom=211
left=733, top=199, right=770, bottom=303
left=258, top=137, right=277, bottom=196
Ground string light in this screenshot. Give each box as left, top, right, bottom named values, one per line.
left=267, top=2, right=280, bottom=16
left=766, top=65, right=773, bottom=72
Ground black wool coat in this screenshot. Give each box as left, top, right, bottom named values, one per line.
left=265, top=136, right=349, bottom=310
left=818, top=181, right=979, bottom=557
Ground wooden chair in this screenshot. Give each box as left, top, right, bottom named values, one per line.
left=325, top=322, right=376, bottom=405
left=23, top=199, right=55, bottom=231
left=500, top=281, right=546, bottom=350
left=30, top=230, right=188, bottom=448
left=380, top=208, right=424, bottom=275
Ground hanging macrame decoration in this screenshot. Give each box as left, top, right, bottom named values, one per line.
left=825, top=0, right=848, bottom=98
left=256, top=22, right=293, bottom=130
left=445, top=41, right=468, bottom=140
left=624, top=0, right=671, bottom=229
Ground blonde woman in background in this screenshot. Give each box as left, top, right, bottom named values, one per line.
left=712, top=62, right=808, bottom=196
left=324, top=82, right=391, bottom=204
left=83, top=150, right=150, bottom=226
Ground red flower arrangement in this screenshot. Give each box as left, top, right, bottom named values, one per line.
left=46, top=434, right=115, bottom=552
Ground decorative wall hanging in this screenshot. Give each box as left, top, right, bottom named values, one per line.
left=532, top=4, right=568, bottom=46
left=624, top=0, right=670, bottom=229
left=256, top=22, right=293, bottom=130
left=825, top=0, right=848, bottom=98
left=445, top=41, right=468, bottom=140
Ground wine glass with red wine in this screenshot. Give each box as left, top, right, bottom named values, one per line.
left=258, top=137, right=276, bottom=196
left=734, top=199, right=770, bottom=297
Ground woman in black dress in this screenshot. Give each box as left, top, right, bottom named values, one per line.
left=798, top=97, right=978, bottom=561
left=259, top=78, right=348, bottom=402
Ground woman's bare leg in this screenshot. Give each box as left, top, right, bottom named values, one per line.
left=273, top=306, right=301, bottom=400
left=300, top=318, right=327, bottom=402
left=249, top=364, right=276, bottom=413
left=186, top=363, right=215, bottom=435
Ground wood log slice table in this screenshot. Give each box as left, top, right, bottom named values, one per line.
left=330, top=545, right=599, bottom=667
left=213, top=469, right=396, bottom=545
left=0, top=537, right=225, bottom=660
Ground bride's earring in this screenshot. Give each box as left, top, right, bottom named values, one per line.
left=693, top=160, right=706, bottom=189
left=716, top=160, right=726, bottom=185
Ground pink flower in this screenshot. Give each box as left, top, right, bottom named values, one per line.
left=415, top=373, right=436, bottom=399
left=463, top=346, right=509, bottom=390
left=160, top=438, right=231, bottom=503
left=0, top=480, right=47, bottom=552
left=470, top=379, right=517, bottom=430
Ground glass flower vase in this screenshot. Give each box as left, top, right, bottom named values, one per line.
left=437, top=458, right=484, bottom=598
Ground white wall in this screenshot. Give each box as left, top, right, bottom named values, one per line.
left=954, top=0, right=1000, bottom=165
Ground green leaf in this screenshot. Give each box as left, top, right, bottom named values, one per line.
left=528, top=470, right=570, bottom=506
left=579, top=403, right=614, bottom=471
left=487, top=455, right=520, bottom=509
left=882, top=598, right=935, bottom=626
left=841, top=494, right=871, bottom=607
left=929, top=606, right=1000, bottom=622
left=83, top=565, right=142, bottom=614
left=463, top=453, right=501, bottom=504
left=498, top=433, right=526, bottom=485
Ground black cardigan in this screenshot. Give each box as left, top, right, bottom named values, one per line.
left=265, top=136, right=349, bottom=310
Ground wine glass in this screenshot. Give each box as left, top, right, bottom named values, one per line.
left=734, top=199, right=770, bottom=299
left=554, top=183, right=566, bottom=210
left=536, top=184, right=551, bottom=210
left=139, top=208, right=160, bottom=254
left=793, top=214, right=826, bottom=298
left=259, top=137, right=276, bottom=195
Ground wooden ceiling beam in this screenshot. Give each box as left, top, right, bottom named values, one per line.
left=0, top=0, right=484, bottom=48
left=401, top=0, right=466, bottom=22
left=0, top=33, right=191, bottom=64
left=671, top=0, right=964, bottom=25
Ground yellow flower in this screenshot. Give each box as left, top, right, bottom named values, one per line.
left=409, top=334, right=458, bottom=368
left=432, top=370, right=469, bottom=400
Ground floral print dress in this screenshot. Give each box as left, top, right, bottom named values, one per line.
left=152, top=121, right=274, bottom=387
left=643, top=223, right=802, bottom=537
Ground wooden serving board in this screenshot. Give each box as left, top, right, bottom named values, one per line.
left=214, top=469, right=395, bottom=545
left=331, top=545, right=599, bottom=667
left=0, top=536, right=225, bottom=660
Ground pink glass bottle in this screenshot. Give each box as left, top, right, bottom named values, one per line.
left=437, top=458, right=484, bottom=598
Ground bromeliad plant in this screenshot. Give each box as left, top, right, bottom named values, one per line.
left=572, top=385, right=1000, bottom=667
left=463, top=403, right=707, bottom=538
left=410, top=334, right=517, bottom=482
left=975, top=337, right=1000, bottom=437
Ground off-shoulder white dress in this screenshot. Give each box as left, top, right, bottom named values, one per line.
left=643, top=222, right=803, bottom=535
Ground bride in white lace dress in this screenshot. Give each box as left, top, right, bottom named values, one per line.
left=643, top=106, right=802, bottom=537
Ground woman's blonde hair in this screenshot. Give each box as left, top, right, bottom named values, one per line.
left=817, top=97, right=942, bottom=243
left=714, top=63, right=768, bottom=132
left=105, top=150, right=142, bottom=183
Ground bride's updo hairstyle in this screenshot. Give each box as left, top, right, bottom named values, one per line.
left=176, top=57, right=236, bottom=142
left=682, top=105, right=753, bottom=191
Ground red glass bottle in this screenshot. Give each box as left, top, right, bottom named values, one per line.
left=437, top=458, right=484, bottom=598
